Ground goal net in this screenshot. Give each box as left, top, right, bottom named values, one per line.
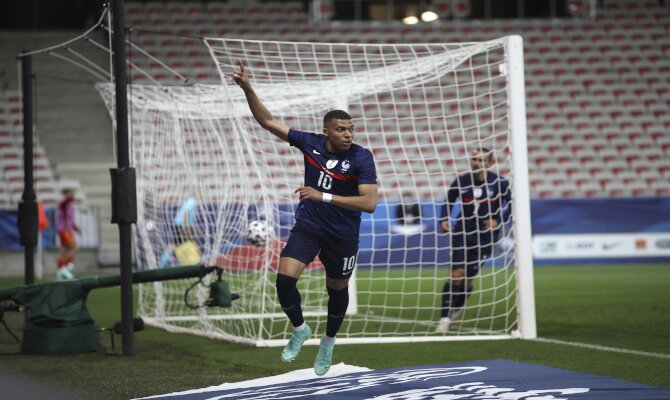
left=96, top=35, right=535, bottom=346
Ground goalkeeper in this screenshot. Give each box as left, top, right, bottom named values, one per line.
left=437, top=148, right=511, bottom=332
left=232, top=62, right=378, bottom=375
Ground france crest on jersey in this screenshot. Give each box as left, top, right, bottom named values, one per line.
left=288, top=129, right=377, bottom=239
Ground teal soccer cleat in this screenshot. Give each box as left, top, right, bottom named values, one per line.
left=56, top=268, right=74, bottom=281
left=313, top=337, right=335, bottom=376
left=280, top=324, right=312, bottom=363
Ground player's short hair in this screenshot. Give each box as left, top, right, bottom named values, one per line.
left=472, top=147, right=494, bottom=162
left=323, top=110, right=352, bottom=127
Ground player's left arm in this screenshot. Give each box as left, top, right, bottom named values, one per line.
left=294, top=184, right=378, bottom=213
left=440, top=179, right=460, bottom=232
left=498, top=177, right=513, bottom=223
left=483, top=177, right=512, bottom=230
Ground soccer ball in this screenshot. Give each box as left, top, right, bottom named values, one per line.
left=246, top=220, right=272, bottom=246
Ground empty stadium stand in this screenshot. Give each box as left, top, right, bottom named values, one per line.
left=0, top=92, right=62, bottom=208
left=0, top=30, right=116, bottom=263
left=2, top=0, right=668, bottom=266
left=122, top=0, right=670, bottom=199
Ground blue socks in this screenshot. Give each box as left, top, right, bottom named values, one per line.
left=326, top=286, right=349, bottom=338
left=276, top=273, right=304, bottom=328
left=277, top=274, right=350, bottom=336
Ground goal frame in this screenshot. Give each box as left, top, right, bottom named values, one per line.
left=506, top=35, right=537, bottom=340
left=105, top=35, right=536, bottom=346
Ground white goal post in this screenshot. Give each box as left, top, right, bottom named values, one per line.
left=96, top=35, right=535, bottom=346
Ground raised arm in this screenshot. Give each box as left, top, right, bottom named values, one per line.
left=232, top=61, right=290, bottom=142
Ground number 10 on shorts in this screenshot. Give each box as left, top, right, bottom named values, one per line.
left=342, top=255, right=356, bottom=273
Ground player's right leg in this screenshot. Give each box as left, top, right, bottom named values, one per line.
left=65, top=241, right=79, bottom=275
left=437, top=268, right=466, bottom=333
left=277, top=222, right=320, bottom=362
left=313, top=237, right=357, bottom=375
left=276, top=258, right=311, bottom=362
left=438, top=240, right=490, bottom=332
left=57, top=232, right=67, bottom=269
left=57, top=232, right=76, bottom=279
left=438, top=235, right=467, bottom=332
left=314, top=277, right=349, bottom=376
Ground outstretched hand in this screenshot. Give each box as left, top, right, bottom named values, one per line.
left=294, top=186, right=324, bottom=202
left=232, top=61, right=251, bottom=90
left=482, top=219, right=499, bottom=231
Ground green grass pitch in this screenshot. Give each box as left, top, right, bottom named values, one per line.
left=0, top=264, right=668, bottom=400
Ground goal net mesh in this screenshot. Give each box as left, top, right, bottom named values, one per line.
left=96, top=36, right=523, bottom=345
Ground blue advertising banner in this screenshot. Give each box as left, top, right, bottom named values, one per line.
left=530, top=197, right=670, bottom=263
left=530, top=197, right=670, bottom=234
left=5, top=197, right=669, bottom=264
left=139, top=359, right=670, bottom=400
left=0, top=208, right=56, bottom=250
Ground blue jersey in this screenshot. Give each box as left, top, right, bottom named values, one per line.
left=288, top=129, right=377, bottom=239
left=440, top=171, right=511, bottom=245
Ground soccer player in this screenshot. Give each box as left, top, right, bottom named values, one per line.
left=56, top=188, right=80, bottom=280
left=233, top=61, right=377, bottom=375
left=436, top=148, right=511, bottom=332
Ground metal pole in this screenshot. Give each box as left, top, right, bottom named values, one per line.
left=550, top=0, right=557, bottom=18
left=20, top=53, right=36, bottom=286
left=111, top=0, right=134, bottom=356
left=505, top=36, right=537, bottom=339
left=484, top=0, right=492, bottom=20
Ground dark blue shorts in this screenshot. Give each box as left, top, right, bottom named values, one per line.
left=450, top=233, right=493, bottom=278
left=280, top=221, right=359, bottom=279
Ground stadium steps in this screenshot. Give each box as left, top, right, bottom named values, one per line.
left=55, top=161, right=121, bottom=266
left=123, top=0, right=670, bottom=200
left=0, top=32, right=114, bottom=165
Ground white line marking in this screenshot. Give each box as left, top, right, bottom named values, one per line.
left=534, top=337, right=670, bottom=359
